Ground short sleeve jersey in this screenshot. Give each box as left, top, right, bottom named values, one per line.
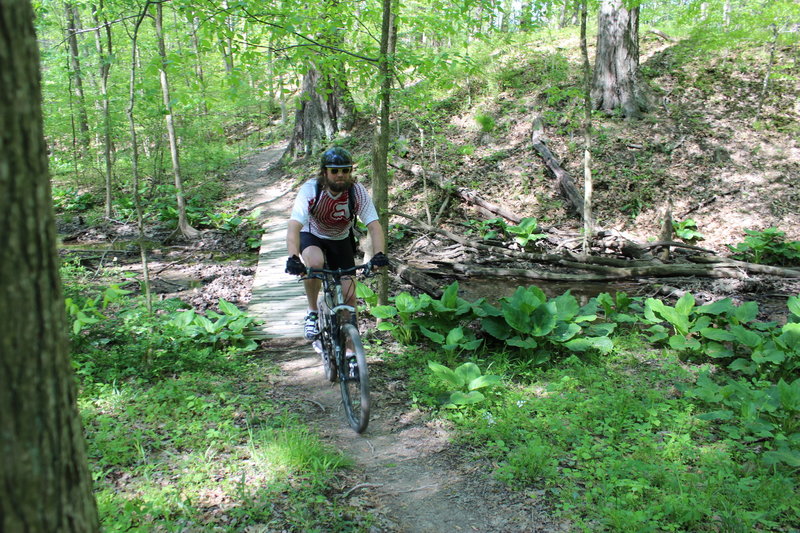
left=290, top=179, right=379, bottom=241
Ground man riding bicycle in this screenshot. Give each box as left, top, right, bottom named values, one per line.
left=285, top=146, right=388, bottom=340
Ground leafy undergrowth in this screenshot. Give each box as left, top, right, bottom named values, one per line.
left=65, top=263, right=375, bottom=532
left=374, top=283, right=800, bottom=531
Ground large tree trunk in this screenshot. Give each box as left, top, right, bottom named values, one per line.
left=286, top=65, right=355, bottom=157
left=1, top=1, right=100, bottom=529
left=154, top=1, right=200, bottom=239
left=591, top=0, right=649, bottom=119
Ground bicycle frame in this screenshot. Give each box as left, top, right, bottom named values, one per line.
left=304, top=263, right=372, bottom=433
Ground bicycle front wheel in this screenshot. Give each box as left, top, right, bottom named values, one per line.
left=338, top=323, right=370, bottom=433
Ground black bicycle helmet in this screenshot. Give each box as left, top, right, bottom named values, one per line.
left=321, top=146, right=353, bottom=168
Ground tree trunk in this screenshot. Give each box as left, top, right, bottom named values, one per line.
left=285, top=1, right=356, bottom=159
left=591, top=0, right=649, bottom=119
left=64, top=1, right=90, bottom=154
left=1, top=1, right=100, bottom=529
left=372, top=0, right=397, bottom=306
left=154, top=1, right=200, bottom=239
left=128, top=1, right=154, bottom=311
left=189, top=16, right=209, bottom=115
left=286, top=65, right=356, bottom=157
left=580, top=0, right=594, bottom=253
left=93, top=2, right=115, bottom=218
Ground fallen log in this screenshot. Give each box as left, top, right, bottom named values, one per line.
left=452, top=262, right=748, bottom=281
left=689, top=255, right=800, bottom=278
left=530, top=118, right=584, bottom=219
left=390, top=210, right=800, bottom=282
left=389, top=258, right=443, bottom=298
left=390, top=159, right=522, bottom=224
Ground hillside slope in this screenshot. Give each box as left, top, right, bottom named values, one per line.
left=363, top=33, right=800, bottom=255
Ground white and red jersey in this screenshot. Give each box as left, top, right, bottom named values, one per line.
left=290, top=179, right=379, bottom=240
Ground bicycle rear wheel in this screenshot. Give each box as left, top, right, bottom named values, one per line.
left=338, top=323, right=370, bottom=433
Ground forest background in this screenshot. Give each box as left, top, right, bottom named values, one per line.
left=2, top=0, right=800, bottom=531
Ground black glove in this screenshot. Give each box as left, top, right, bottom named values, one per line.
left=285, top=255, right=305, bottom=275
left=369, top=252, right=389, bottom=268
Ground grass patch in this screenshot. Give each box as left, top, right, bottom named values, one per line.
left=397, top=336, right=799, bottom=531
left=80, top=365, right=371, bottom=532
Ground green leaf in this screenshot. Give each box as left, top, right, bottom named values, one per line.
left=696, top=410, right=734, bottom=421
left=728, top=358, right=757, bottom=375
left=455, top=362, right=482, bottom=384
left=468, top=375, right=502, bottom=390
left=729, top=325, right=762, bottom=348
left=787, top=296, right=800, bottom=319
left=506, top=336, right=538, bottom=350
left=751, top=346, right=786, bottom=365
left=481, top=316, right=512, bottom=340
left=503, top=305, right=531, bottom=333
left=445, top=327, right=465, bottom=346
left=778, top=322, right=800, bottom=349
left=669, top=335, right=701, bottom=351
left=420, top=326, right=445, bottom=344
left=675, top=292, right=696, bottom=316
left=461, top=338, right=483, bottom=351
left=439, top=281, right=459, bottom=309
left=371, top=305, right=398, bottom=319
left=552, top=291, right=579, bottom=322
left=171, top=310, right=196, bottom=327
left=776, top=378, right=800, bottom=411
left=734, top=301, right=759, bottom=323
left=447, top=390, right=485, bottom=406
left=762, top=448, right=800, bottom=467
left=218, top=299, right=239, bottom=316
left=703, top=341, right=734, bottom=359
left=700, top=327, right=736, bottom=342
left=563, top=336, right=613, bottom=353
left=549, top=322, right=581, bottom=342
left=698, top=298, right=736, bottom=316
left=644, top=324, right=669, bottom=342
left=428, top=361, right=463, bottom=388
left=529, top=302, right=556, bottom=336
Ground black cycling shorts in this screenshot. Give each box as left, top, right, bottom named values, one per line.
left=299, top=232, right=355, bottom=270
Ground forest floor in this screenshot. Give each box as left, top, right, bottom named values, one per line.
left=224, top=145, right=568, bottom=532
left=55, top=34, right=800, bottom=532
left=59, top=124, right=799, bottom=529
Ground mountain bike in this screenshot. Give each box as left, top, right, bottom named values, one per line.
left=305, top=263, right=372, bottom=433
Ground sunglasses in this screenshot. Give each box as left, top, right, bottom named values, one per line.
left=328, top=167, right=352, bottom=175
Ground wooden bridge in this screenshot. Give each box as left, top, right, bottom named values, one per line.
left=236, top=144, right=307, bottom=340
left=249, top=218, right=308, bottom=339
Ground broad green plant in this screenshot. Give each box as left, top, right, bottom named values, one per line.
left=427, top=361, right=502, bottom=408
left=65, top=285, right=132, bottom=335
left=481, top=286, right=614, bottom=364
left=644, top=294, right=800, bottom=381
left=672, top=218, right=705, bottom=243
left=169, top=299, right=260, bottom=351
left=727, top=227, right=800, bottom=266
left=505, top=217, right=546, bottom=248
left=688, top=371, right=800, bottom=467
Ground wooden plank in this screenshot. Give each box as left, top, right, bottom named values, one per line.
left=248, top=221, right=308, bottom=339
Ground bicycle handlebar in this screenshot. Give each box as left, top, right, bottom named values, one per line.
left=302, top=262, right=373, bottom=281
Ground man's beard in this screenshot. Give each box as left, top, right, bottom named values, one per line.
left=324, top=176, right=351, bottom=193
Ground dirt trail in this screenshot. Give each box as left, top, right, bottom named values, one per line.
left=235, top=147, right=562, bottom=533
